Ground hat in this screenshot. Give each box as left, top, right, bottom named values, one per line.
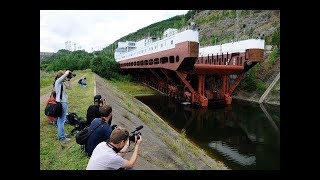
left=94, top=95, right=102, bottom=102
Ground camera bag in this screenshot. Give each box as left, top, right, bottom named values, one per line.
left=45, top=84, right=63, bottom=118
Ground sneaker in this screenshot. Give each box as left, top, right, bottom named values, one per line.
left=60, top=138, right=71, bottom=142
left=65, top=134, right=71, bottom=138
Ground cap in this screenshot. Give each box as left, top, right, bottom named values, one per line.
left=94, top=95, right=102, bottom=102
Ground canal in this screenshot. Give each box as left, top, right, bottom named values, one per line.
left=136, top=95, right=280, bottom=170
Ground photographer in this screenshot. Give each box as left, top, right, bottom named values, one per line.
left=85, top=104, right=113, bottom=157
left=86, top=126, right=142, bottom=170
left=86, top=95, right=112, bottom=126
left=54, top=70, right=74, bottom=142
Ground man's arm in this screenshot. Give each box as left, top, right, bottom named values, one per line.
left=55, top=70, right=70, bottom=85
left=122, top=136, right=142, bottom=169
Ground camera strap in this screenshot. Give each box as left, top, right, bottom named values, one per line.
left=60, top=84, right=63, bottom=101
left=106, top=142, right=121, bottom=153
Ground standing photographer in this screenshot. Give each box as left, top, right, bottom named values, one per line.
left=54, top=70, right=73, bottom=142
left=86, top=127, right=142, bottom=170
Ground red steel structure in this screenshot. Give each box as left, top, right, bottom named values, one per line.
left=115, top=24, right=264, bottom=107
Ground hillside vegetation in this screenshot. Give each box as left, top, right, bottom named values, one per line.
left=40, top=10, right=280, bottom=104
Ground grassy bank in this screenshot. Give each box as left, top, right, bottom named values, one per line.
left=40, top=70, right=160, bottom=170
left=40, top=69, right=95, bottom=170
left=109, top=79, right=158, bottom=96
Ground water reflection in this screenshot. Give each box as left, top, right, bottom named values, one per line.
left=136, top=95, right=280, bottom=170
left=208, top=141, right=256, bottom=166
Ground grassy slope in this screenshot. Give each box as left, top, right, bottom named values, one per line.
left=40, top=70, right=159, bottom=170
left=40, top=69, right=94, bottom=170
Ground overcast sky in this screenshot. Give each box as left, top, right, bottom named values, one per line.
left=40, top=10, right=189, bottom=53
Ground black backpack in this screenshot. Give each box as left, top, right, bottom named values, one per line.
left=44, top=85, right=63, bottom=118
left=76, top=121, right=103, bottom=145
left=66, top=112, right=81, bottom=126
left=66, top=112, right=88, bottom=135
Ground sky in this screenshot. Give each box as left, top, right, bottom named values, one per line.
left=40, top=10, right=189, bottom=53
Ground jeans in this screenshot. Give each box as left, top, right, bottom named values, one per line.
left=57, top=102, right=68, bottom=140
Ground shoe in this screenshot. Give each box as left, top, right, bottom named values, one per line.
left=65, top=134, right=71, bottom=138
left=60, top=138, right=71, bottom=142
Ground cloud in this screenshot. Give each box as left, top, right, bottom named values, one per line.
left=40, top=10, right=189, bottom=52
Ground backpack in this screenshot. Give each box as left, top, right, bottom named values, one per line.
left=45, top=85, right=63, bottom=118
left=67, top=112, right=88, bottom=135
left=66, top=112, right=81, bottom=126
left=45, top=101, right=62, bottom=118
left=78, top=79, right=82, bottom=84
left=75, top=121, right=103, bottom=145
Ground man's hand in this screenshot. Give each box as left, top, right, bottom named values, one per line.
left=136, top=135, right=142, bottom=145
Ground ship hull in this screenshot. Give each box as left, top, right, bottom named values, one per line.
left=119, top=41, right=199, bottom=71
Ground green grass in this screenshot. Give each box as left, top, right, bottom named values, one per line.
left=109, top=80, right=158, bottom=96
left=40, top=70, right=56, bottom=88
left=40, top=69, right=91, bottom=96
left=40, top=69, right=95, bottom=170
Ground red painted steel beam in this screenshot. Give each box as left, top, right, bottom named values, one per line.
left=228, top=73, right=245, bottom=95
left=149, top=69, right=163, bottom=82
left=193, top=64, right=244, bottom=75
left=159, top=68, right=176, bottom=86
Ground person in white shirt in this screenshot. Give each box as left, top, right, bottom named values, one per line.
left=86, top=126, right=142, bottom=170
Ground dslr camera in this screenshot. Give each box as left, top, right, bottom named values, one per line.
left=129, top=125, right=143, bottom=142
left=67, top=71, right=76, bottom=79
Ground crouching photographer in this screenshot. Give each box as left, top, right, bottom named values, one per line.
left=86, top=126, right=142, bottom=170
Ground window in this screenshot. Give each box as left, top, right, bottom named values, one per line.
left=154, top=58, right=159, bottom=64
left=176, top=56, right=179, bottom=62
left=169, top=56, right=174, bottom=63
left=161, top=57, right=168, bottom=64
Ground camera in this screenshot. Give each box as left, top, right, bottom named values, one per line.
left=129, top=125, right=143, bottom=142
left=67, top=71, right=76, bottom=79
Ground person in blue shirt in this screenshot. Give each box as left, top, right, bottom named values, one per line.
left=81, top=77, right=87, bottom=87
left=85, top=104, right=113, bottom=156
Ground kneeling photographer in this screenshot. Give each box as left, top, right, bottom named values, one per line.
left=86, top=126, right=142, bottom=170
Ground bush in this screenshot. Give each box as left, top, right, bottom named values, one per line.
left=268, top=46, right=279, bottom=67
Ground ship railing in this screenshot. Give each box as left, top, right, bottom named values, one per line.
left=196, top=53, right=243, bottom=66
left=200, top=34, right=264, bottom=48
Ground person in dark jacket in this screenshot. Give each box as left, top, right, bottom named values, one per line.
left=85, top=104, right=113, bottom=156
left=86, top=95, right=112, bottom=126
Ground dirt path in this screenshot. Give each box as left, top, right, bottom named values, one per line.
left=94, top=75, right=227, bottom=170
